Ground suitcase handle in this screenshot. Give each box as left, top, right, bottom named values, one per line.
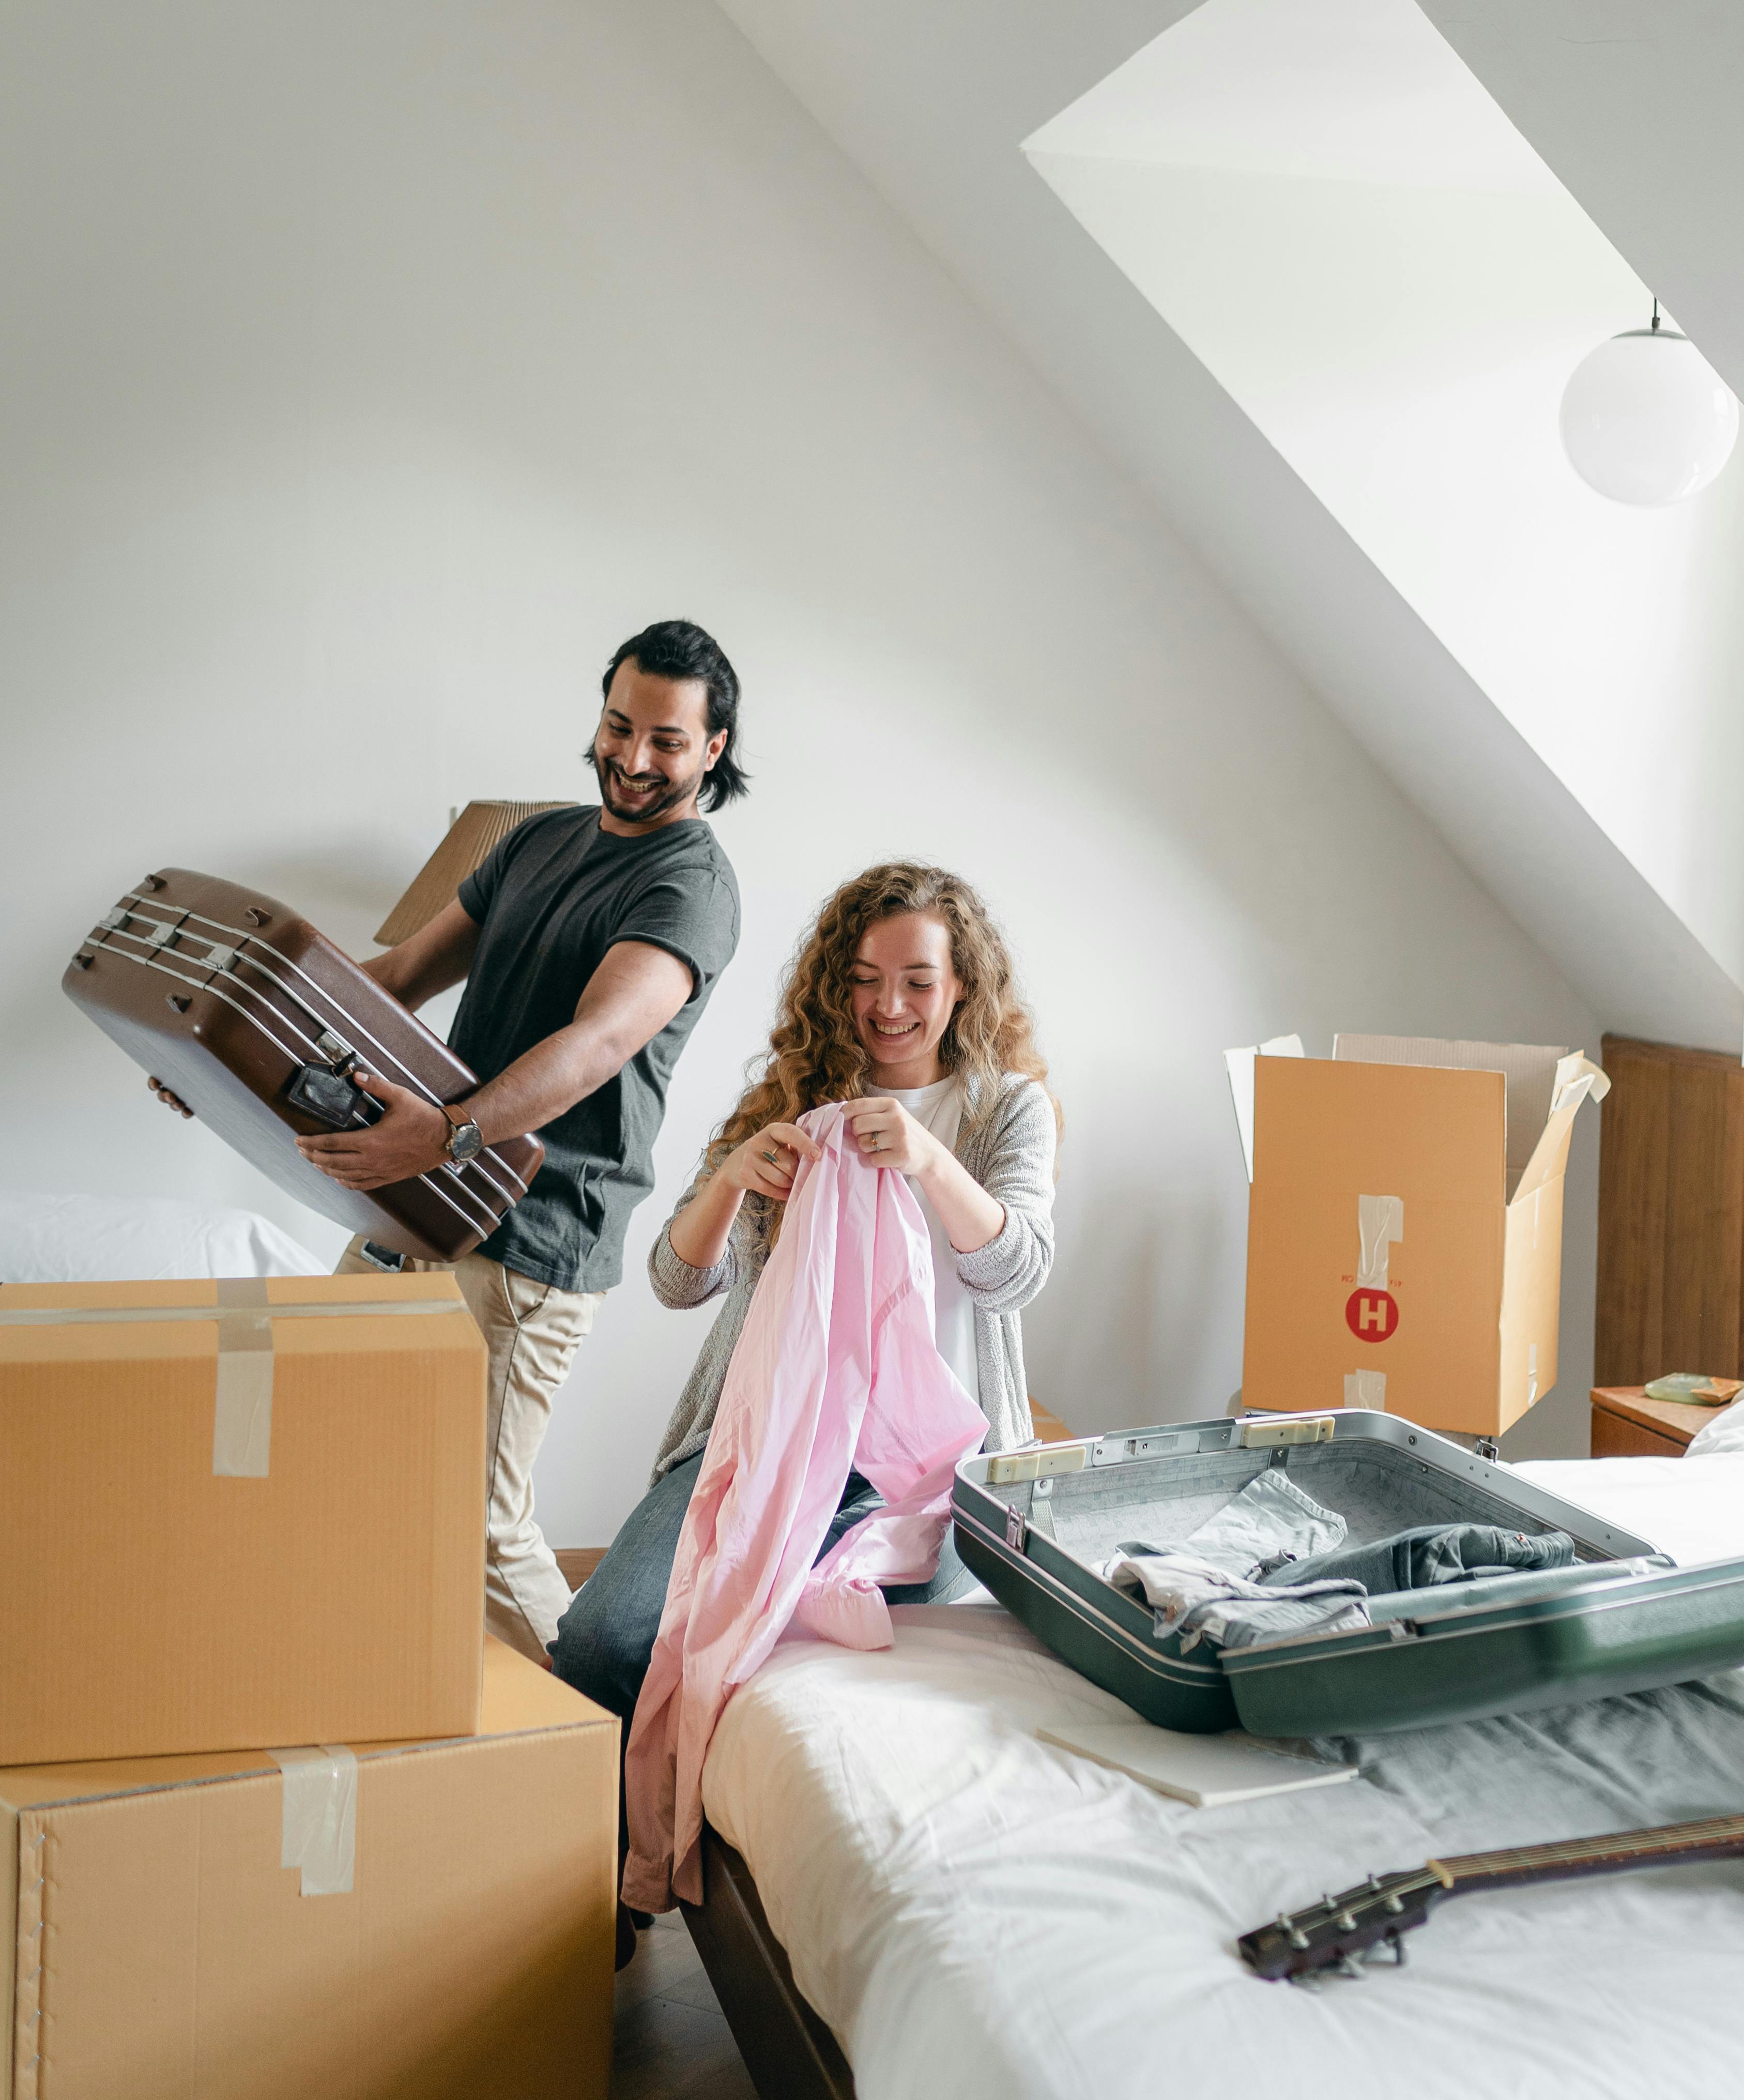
left=286, top=1062, right=383, bottom=1131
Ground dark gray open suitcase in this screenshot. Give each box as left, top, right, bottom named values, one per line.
left=954, top=1409, right=1744, bottom=1737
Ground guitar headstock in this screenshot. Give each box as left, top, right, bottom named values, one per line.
left=1238, top=1869, right=1444, bottom=1980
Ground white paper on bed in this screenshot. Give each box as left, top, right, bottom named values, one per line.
left=0, top=1192, right=324, bottom=1282
left=703, top=1454, right=1744, bottom=2100
left=1037, top=1720, right=1355, bottom=1807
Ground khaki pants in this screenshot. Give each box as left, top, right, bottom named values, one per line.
left=336, top=1237, right=605, bottom=1661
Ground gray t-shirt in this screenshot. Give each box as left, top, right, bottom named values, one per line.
left=452, top=805, right=739, bottom=1293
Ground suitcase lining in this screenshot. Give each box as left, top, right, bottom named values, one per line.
left=1032, top=1443, right=1603, bottom=1570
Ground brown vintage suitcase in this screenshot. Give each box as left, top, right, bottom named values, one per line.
left=63, top=869, right=544, bottom=1262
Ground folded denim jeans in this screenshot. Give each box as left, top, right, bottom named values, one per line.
left=1174, top=1467, right=1349, bottom=1578
left=1258, top=1523, right=1575, bottom=1595
left=1103, top=1549, right=1370, bottom=1653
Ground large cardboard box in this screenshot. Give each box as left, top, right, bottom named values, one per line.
left=0, top=1274, right=485, bottom=1763
left=1231, top=1036, right=1608, bottom=1437
left=1, top=1641, right=616, bottom=2100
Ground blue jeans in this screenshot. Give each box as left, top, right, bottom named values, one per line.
left=550, top=1452, right=975, bottom=1722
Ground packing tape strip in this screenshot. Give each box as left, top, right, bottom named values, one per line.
left=1344, top=1369, right=1388, bottom=1410
left=0, top=1297, right=468, bottom=1326
left=1551, top=1051, right=1611, bottom=1114
left=269, top=1745, right=358, bottom=1896
left=0, top=1292, right=467, bottom=1479
left=213, top=1276, right=274, bottom=1477
left=1356, top=1193, right=1404, bottom=1289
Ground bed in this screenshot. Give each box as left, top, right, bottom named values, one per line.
left=0, top=1190, right=323, bottom=1281
left=688, top=1450, right=1744, bottom=2100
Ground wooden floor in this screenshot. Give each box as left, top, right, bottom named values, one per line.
left=611, top=1912, right=758, bottom=2099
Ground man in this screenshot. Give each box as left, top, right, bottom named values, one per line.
left=152, top=619, right=745, bottom=1662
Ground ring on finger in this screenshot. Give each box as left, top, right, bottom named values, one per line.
left=761, top=1147, right=781, bottom=1165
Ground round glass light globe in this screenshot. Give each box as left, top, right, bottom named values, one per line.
left=1561, top=329, right=1738, bottom=506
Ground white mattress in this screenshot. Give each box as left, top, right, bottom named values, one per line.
left=0, top=1192, right=323, bottom=1281
left=701, top=1455, right=1744, bottom=2100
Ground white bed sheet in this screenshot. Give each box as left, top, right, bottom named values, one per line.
left=0, top=1191, right=323, bottom=1281
left=702, top=1455, right=1744, bottom=2100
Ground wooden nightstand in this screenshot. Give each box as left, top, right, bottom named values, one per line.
left=1590, top=1386, right=1714, bottom=1456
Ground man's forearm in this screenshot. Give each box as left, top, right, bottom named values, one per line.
left=455, top=1019, right=631, bottom=1146
left=361, top=899, right=480, bottom=1012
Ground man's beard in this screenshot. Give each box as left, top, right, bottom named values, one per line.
left=588, top=743, right=705, bottom=826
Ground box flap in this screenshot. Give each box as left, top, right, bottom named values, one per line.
left=0, top=1644, right=611, bottom=1814
left=1223, top=1034, right=1305, bottom=1182
left=1510, top=1053, right=1611, bottom=1206
left=1334, top=1036, right=1567, bottom=1190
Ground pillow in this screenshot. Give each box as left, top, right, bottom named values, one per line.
left=0, top=1192, right=325, bottom=1283
left=1688, top=1396, right=1744, bottom=1459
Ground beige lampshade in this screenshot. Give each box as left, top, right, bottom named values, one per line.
left=374, top=800, right=577, bottom=947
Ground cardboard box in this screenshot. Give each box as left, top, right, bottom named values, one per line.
left=0, top=1274, right=485, bottom=1764
left=1, top=1641, right=616, bottom=2100
left=1229, top=1036, right=1608, bottom=1436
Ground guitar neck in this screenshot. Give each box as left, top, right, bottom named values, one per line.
left=1433, top=1809, right=1744, bottom=1896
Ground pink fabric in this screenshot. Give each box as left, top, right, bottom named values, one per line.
left=621, top=1103, right=989, bottom=1910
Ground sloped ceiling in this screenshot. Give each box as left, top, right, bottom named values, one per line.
left=1422, top=2, right=1744, bottom=404
left=716, top=0, right=1743, bottom=1050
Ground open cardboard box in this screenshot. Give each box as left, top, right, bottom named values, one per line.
left=1227, top=1034, right=1608, bottom=1438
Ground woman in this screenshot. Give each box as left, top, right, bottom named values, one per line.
left=550, top=860, right=1058, bottom=1726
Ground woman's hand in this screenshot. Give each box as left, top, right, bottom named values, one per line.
left=842, top=1095, right=1005, bottom=1255
left=839, top=1098, right=941, bottom=1177
left=718, top=1121, right=825, bottom=1203
left=667, top=1120, right=824, bottom=1271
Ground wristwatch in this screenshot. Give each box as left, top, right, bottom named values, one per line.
left=441, top=1102, right=484, bottom=1166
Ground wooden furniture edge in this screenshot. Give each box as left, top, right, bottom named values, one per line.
left=679, top=1824, right=856, bottom=2100
left=554, top=1546, right=607, bottom=1588
left=1590, top=1386, right=1705, bottom=1457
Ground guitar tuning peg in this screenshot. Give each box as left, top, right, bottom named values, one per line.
left=1387, top=1931, right=1408, bottom=1967
left=1336, top=1955, right=1367, bottom=1981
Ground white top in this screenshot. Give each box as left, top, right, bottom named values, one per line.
left=883, top=1075, right=980, bottom=1408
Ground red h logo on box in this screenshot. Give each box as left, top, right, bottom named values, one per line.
left=1345, top=1288, right=1397, bottom=1343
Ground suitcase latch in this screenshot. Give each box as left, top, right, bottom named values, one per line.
left=1004, top=1503, right=1026, bottom=1554
left=985, top=1444, right=1088, bottom=1486
left=314, top=1028, right=357, bottom=1072
left=1240, top=1417, right=1337, bottom=1450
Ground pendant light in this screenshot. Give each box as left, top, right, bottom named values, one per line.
left=1560, top=300, right=1738, bottom=507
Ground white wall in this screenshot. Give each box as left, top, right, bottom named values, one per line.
left=1, top=0, right=1602, bottom=1548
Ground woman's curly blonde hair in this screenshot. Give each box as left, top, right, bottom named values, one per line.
left=707, top=863, right=1059, bottom=1192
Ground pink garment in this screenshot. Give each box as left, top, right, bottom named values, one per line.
left=622, top=1103, right=989, bottom=1910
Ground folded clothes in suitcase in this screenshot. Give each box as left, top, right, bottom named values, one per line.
left=63, top=868, right=543, bottom=1264
left=954, top=1409, right=1744, bottom=1737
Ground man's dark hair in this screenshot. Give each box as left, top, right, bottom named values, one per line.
left=600, top=619, right=748, bottom=811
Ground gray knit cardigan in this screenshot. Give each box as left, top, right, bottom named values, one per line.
left=646, top=1073, right=1057, bottom=1481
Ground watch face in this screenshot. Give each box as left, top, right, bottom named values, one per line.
left=450, top=1120, right=484, bottom=1165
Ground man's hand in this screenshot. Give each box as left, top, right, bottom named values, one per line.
left=295, top=1071, right=452, bottom=1190
left=147, top=1074, right=194, bottom=1118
